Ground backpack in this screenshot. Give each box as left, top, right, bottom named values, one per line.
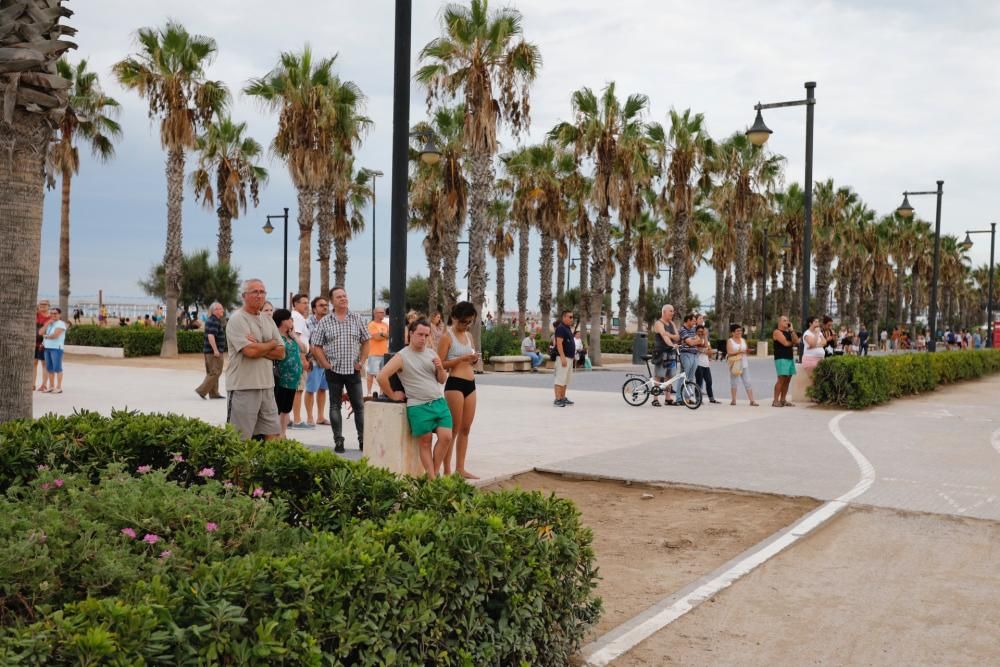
left=548, top=342, right=558, bottom=361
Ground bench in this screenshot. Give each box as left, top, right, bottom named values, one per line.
left=490, top=355, right=533, bottom=372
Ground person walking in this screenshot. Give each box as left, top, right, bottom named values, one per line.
left=34, top=299, right=50, bottom=391
left=694, top=323, right=719, bottom=403
left=520, top=331, right=543, bottom=370
left=303, top=297, right=331, bottom=427
left=288, top=294, right=313, bottom=429
left=651, top=305, right=679, bottom=406
left=727, top=324, right=759, bottom=406
left=272, top=308, right=305, bottom=438
left=553, top=309, right=576, bottom=407
left=676, top=313, right=700, bottom=406
left=366, top=306, right=389, bottom=397
left=225, top=279, right=284, bottom=440
left=378, top=318, right=452, bottom=478
left=858, top=324, right=870, bottom=356
left=771, top=315, right=799, bottom=407
left=38, top=307, right=67, bottom=393
left=310, top=287, right=370, bottom=453
left=195, top=302, right=227, bottom=399
left=438, top=301, right=481, bottom=479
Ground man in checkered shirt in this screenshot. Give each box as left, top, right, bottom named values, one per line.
left=310, top=286, right=370, bottom=452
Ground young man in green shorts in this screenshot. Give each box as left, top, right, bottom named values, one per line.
left=377, top=319, right=453, bottom=478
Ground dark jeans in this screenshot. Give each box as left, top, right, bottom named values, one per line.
left=325, top=370, right=365, bottom=446
left=695, top=366, right=715, bottom=400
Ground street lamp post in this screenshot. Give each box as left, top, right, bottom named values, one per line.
left=364, top=168, right=384, bottom=314
left=960, top=222, right=996, bottom=347
left=746, top=81, right=816, bottom=326
left=657, top=265, right=673, bottom=292
left=896, top=181, right=944, bottom=351
left=262, top=207, right=290, bottom=308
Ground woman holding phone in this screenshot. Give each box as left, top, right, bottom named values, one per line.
left=438, top=301, right=480, bottom=479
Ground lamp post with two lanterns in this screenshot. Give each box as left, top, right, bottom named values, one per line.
left=895, top=181, right=944, bottom=351
left=960, top=223, right=996, bottom=348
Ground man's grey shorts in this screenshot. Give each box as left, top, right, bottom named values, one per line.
left=227, top=388, right=280, bottom=439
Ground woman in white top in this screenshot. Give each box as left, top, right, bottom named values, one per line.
left=801, top=317, right=827, bottom=370
left=726, top=323, right=758, bottom=406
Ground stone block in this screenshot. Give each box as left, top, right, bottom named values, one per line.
left=363, top=401, right=425, bottom=477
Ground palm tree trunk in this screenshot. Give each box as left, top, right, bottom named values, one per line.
left=466, top=149, right=492, bottom=350
left=589, top=211, right=611, bottom=365
left=216, top=207, right=233, bottom=266
left=316, top=188, right=333, bottom=298
left=794, top=263, right=803, bottom=320
left=161, top=147, right=185, bottom=358
left=714, top=264, right=724, bottom=332
left=442, top=220, right=460, bottom=317
left=733, top=218, right=749, bottom=324
left=58, top=170, right=72, bottom=321
left=296, top=187, right=314, bottom=296
left=849, top=271, right=861, bottom=327
left=555, top=243, right=566, bottom=310
left=517, top=218, right=529, bottom=337
left=670, top=205, right=689, bottom=311
left=723, top=269, right=733, bottom=329
left=578, top=218, right=591, bottom=337
left=814, top=250, right=833, bottom=318
left=425, top=239, right=441, bottom=316
left=334, top=237, right=348, bottom=289
left=909, top=271, right=919, bottom=333
left=636, top=272, right=646, bottom=333
left=617, top=225, right=632, bottom=337
left=0, top=111, right=50, bottom=422
left=770, top=271, right=779, bottom=321
left=895, top=264, right=905, bottom=324
left=495, top=254, right=506, bottom=321
left=876, top=277, right=887, bottom=332
left=539, top=226, right=554, bottom=338
left=782, top=253, right=794, bottom=320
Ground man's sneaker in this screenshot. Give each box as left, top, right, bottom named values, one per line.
left=334, top=440, right=346, bottom=453
left=553, top=399, right=566, bottom=407
left=651, top=399, right=661, bottom=407
left=562, top=397, right=575, bottom=405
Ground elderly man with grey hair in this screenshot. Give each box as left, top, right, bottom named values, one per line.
left=224, top=279, right=285, bottom=439
left=195, top=301, right=228, bottom=399
left=651, top=304, right=679, bottom=406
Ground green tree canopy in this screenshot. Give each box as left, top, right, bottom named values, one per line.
left=140, top=249, right=240, bottom=312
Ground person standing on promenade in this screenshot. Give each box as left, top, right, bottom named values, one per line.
left=553, top=309, right=576, bottom=408
left=38, top=307, right=67, bottom=393
left=859, top=323, right=870, bottom=356
left=772, top=315, right=799, bottom=407
left=429, top=311, right=446, bottom=350
left=694, top=323, right=719, bottom=404
left=367, top=306, right=389, bottom=397
left=310, top=287, right=370, bottom=453
left=303, top=297, right=331, bottom=427
left=439, top=301, right=481, bottom=479
left=727, top=323, right=759, bottom=406
left=225, top=279, right=284, bottom=440
left=34, top=299, right=50, bottom=391
left=288, top=294, right=313, bottom=429
left=378, top=318, right=452, bottom=478
left=195, top=302, right=227, bottom=399
left=271, top=308, right=305, bottom=438
left=677, top=313, right=700, bottom=407
left=652, top=305, right=679, bottom=406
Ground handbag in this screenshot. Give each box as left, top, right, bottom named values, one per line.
left=727, top=355, right=744, bottom=377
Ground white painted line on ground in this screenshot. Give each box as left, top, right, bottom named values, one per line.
left=579, top=412, right=874, bottom=667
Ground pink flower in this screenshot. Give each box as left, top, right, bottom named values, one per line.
left=143, top=533, right=160, bottom=545
left=53, top=479, right=64, bottom=488
left=137, top=465, right=152, bottom=474
left=223, top=481, right=234, bottom=489
left=37, top=464, right=49, bottom=471
left=40, top=482, right=51, bottom=491
left=159, top=550, right=172, bottom=559
left=198, top=467, right=215, bottom=478
left=205, top=522, right=218, bottom=533
left=121, top=527, right=137, bottom=539
left=171, top=453, right=185, bottom=463
left=252, top=487, right=264, bottom=498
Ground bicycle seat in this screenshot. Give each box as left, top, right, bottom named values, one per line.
left=640, top=354, right=653, bottom=361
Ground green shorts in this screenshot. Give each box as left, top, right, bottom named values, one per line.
left=774, top=358, right=797, bottom=377
left=406, top=397, right=453, bottom=437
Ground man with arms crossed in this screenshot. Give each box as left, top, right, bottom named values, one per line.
left=367, top=306, right=389, bottom=396
left=377, top=319, right=453, bottom=478
left=553, top=310, right=576, bottom=407
left=652, top=304, right=679, bottom=406
left=225, top=279, right=285, bottom=440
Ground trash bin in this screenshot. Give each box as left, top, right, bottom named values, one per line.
left=631, top=331, right=648, bottom=365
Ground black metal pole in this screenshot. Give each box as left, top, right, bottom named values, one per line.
left=370, top=176, right=377, bottom=314
left=282, top=207, right=289, bottom=309
left=388, top=0, right=411, bottom=352
left=760, top=230, right=768, bottom=338
left=801, top=81, right=816, bottom=326
left=988, top=222, right=996, bottom=348
left=927, top=180, right=944, bottom=352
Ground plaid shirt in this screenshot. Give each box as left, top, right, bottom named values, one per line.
left=309, top=310, right=370, bottom=375
left=203, top=315, right=227, bottom=353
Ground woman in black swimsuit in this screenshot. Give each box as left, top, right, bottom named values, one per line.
left=438, top=301, right=480, bottom=479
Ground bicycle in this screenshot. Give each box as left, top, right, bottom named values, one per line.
left=621, top=353, right=702, bottom=409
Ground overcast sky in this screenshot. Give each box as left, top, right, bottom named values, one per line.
left=39, top=0, right=1000, bottom=313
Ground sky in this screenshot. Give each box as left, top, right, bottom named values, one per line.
left=38, top=0, right=1000, bottom=313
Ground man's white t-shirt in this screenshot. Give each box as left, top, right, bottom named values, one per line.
left=291, top=310, right=309, bottom=353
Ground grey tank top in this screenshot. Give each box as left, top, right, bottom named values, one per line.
left=445, top=328, right=475, bottom=360
left=396, top=346, right=444, bottom=406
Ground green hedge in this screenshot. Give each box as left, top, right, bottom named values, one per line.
left=0, top=412, right=601, bottom=664
left=66, top=324, right=203, bottom=356
left=810, top=350, right=1000, bottom=409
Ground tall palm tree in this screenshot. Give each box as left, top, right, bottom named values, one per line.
left=190, top=116, right=267, bottom=265
left=632, top=209, right=662, bottom=332
left=417, top=0, right=541, bottom=347
left=811, top=178, right=857, bottom=317
left=772, top=183, right=805, bottom=318
left=114, top=21, right=228, bottom=357
left=245, top=47, right=358, bottom=295
left=550, top=83, right=649, bottom=365
left=331, top=159, right=373, bottom=289
left=558, top=156, right=592, bottom=333
left=613, top=133, right=654, bottom=337
left=0, top=0, right=75, bottom=422
left=487, top=197, right=514, bottom=319
left=49, top=58, right=121, bottom=321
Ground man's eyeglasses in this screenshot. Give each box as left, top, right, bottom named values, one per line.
left=245, top=289, right=267, bottom=296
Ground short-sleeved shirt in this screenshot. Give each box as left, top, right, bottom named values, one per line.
left=368, top=320, right=389, bottom=357
left=554, top=322, right=575, bottom=358
left=310, top=310, right=370, bottom=375
left=396, top=345, right=444, bottom=406
left=275, top=334, right=303, bottom=390
left=226, top=309, right=282, bottom=391
left=203, top=315, right=227, bottom=353
left=42, top=320, right=66, bottom=349
left=521, top=336, right=537, bottom=354
left=678, top=325, right=699, bottom=354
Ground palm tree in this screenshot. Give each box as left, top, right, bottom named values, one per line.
left=417, top=0, right=541, bottom=346
left=0, top=0, right=75, bottom=422
left=550, top=83, right=649, bottom=365
left=632, top=209, right=663, bottom=332
left=559, top=156, right=593, bottom=333
left=48, top=58, right=121, bottom=322
left=612, top=133, right=654, bottom=337
left=245, top=47, right=359, bottom=295
left=811, top=179, right=857, bottom=317
left=772, top=184, right=805, bottom=318
left=114, top=22, right=228, bottom=357
left=487, top=197, right=514, bottom=319
left=190, top=116, right=267, bottom=265
left=331, top=159, right=373, bottom=289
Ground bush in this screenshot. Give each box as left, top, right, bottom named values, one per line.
left=810, top=350, right=1000, bottom=409
left=0, top=412, right=601, bottom=664
left=66, top=325, right=202, bottom=357
left=480, top=325, right=521, bottom=362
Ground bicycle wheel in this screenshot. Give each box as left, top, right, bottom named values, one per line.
left=681, top=381, right=702, bottom=410
left=622, top=377, right=651, bottom=406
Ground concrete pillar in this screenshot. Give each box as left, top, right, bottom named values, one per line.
left=790, top=368, right=814, bottom=404
left=363, top=400, right=425, bottom=477
left=756, top=341, right=769, bottom=358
